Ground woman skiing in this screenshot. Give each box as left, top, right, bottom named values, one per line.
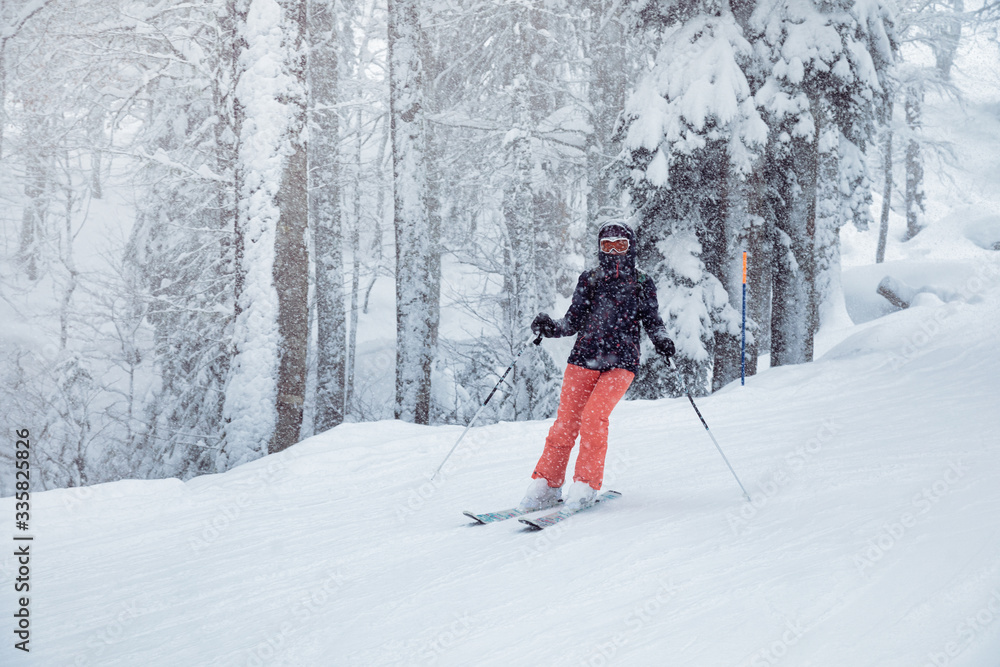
left=519, top=220, right=675, bottom=512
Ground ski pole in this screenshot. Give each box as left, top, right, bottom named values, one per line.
left=670, top=358, right=751, bottom=502
left=430, top=334, right=543, bottom=481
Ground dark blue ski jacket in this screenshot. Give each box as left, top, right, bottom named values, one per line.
left=547, top=223, right=672, bottom=374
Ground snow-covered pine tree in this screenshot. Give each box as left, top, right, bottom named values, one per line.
left=752, top=0, right=894, bottom=365
left=222, top=0, right=309, bottom=467
left=620, top=5, right=767, bottom=395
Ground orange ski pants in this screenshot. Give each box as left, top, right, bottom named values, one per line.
left=532, top=364, right=634, bottom=490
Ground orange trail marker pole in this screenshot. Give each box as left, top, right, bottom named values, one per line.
left=741, top=251, right=747, bottom=386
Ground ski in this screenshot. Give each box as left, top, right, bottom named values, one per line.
left=463, top=501, right=562, bottom=525
left=518, top=490, right=621, bottom=530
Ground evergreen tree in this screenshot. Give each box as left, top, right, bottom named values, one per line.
left=622, top=0, right=893, bottom=386
left=752, top=0, right=894, bottom=365
left=620, top=5, right=766, bottom=394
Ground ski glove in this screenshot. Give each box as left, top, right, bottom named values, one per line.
left=531, top=312, right=560, bottom=338
left=654, top=337, right=675, bottom=361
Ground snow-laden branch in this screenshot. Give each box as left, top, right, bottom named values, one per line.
left=131, top=147, right=227, bottom=182
left=0, top=0, right=58, bottom=43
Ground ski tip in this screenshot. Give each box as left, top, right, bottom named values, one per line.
left=518, top=518, right=542, bottom=530
left=463, top=511, right=487, bottom=524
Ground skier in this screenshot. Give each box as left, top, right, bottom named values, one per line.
left=519, top=220, right=675, bottom=512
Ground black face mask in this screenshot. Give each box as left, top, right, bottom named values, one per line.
left=598, top=223, right=637, bottom=279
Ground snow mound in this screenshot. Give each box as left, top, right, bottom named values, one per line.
left=964, top=215, right=1000, bottom=251
left=841, top=258, right=995, bottom=324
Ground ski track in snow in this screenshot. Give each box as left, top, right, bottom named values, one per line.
left=2, top=275, right=1000, bottom=666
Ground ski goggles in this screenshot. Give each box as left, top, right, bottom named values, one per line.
left=600, top=237, right=630, bottom=255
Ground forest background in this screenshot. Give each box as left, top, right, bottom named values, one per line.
left=0, top=0, right=996, bottom=492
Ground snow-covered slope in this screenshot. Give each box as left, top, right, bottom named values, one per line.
left=2, top=242, right=999, bottom=666
left=5, top=33, right=1000, bottom=667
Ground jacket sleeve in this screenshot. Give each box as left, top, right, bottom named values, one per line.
left=550, top=272, right=592, bottom=337
left=638, top=277, right=671, bottom=347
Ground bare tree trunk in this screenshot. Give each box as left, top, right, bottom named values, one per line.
left=230, top=0, right=247, bottom=323
left=1, top=0, right=9, bottom=158
left=347, top=109, right=363, bottom=415
left=707, top=150, right=742, bottom=392
left=876, top=117, right=893, bottom=263
left=813, top=103, right=843, bottom=332
left=223, top=0, right=310, bottom=464
left=270, top=0, right=310, bottom=454
left=904, top=86, right=925, bottom=241
left=770, top=130, right=817, bottom=367
left=310, top=0, right=347, bottom=433
left=421, top=24, right=442, bottom=411
left=59, top=163, right=77, bottom=351
left=389, top=0, right=433, bottom=424
left=88, top=107, right=104, bottom=199
left=745, top=162, right=770, bottom=375
left=0, top=48, right=4, bottom=158
left=503, top=127, right=537, bottom=416
left=18, top=150, right=45, bottom=281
